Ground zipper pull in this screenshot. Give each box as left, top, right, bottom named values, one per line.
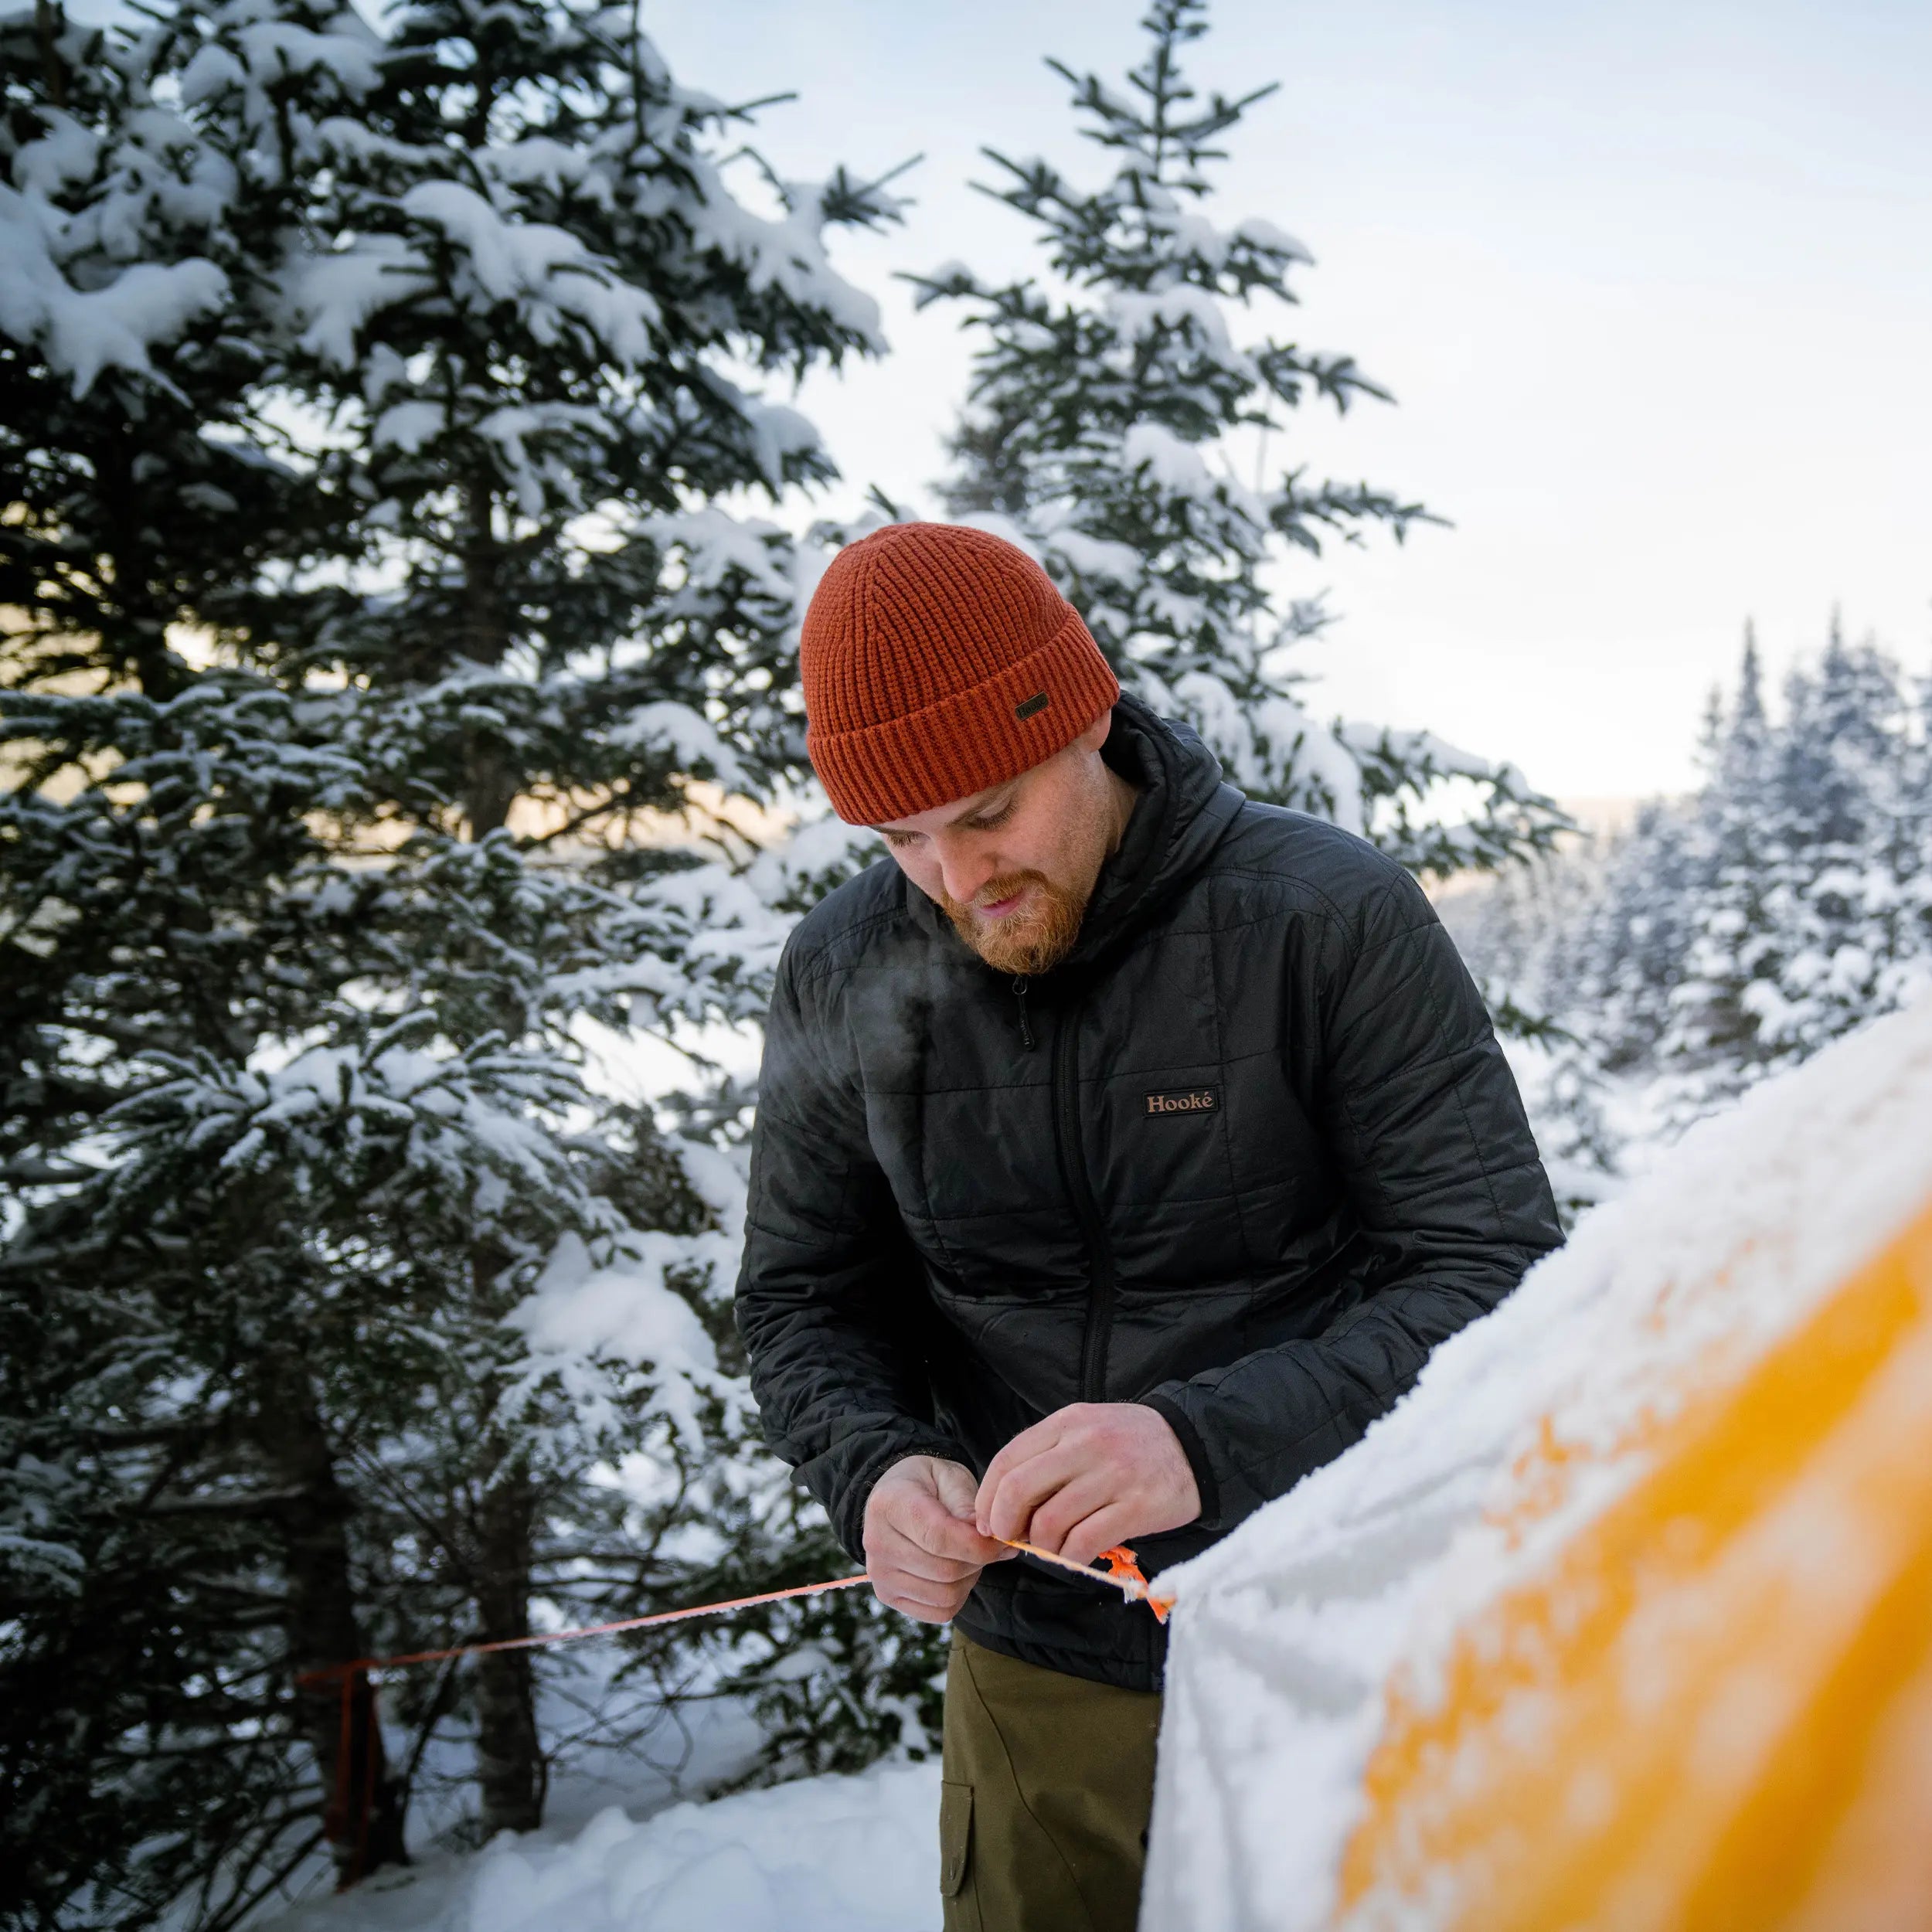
left=1012, top=976, right=1035, bottom=1052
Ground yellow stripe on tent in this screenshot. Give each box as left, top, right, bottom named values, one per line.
left=1338, top=1197, right=1932, bottom=1931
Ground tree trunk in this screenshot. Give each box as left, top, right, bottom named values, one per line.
left=36, top=0, right=69, bottom=107
left=94, top=437, right=183, bottom=702
left=456, top=478, right=519, bottom=838
left=256, top=1359, right=408, bottom=1879
left=471, top=1467, right=545, bottom=1835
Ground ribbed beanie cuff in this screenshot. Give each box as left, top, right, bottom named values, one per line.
left=801, top=523, right=1121, bottom=825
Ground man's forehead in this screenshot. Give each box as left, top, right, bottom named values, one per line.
left=872, top=774, right=1020, bottom=835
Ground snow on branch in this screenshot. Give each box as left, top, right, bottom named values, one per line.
left=0, top=189, right=230, bottom=396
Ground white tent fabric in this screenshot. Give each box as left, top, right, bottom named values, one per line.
left=1142, top=992, right=1932, bottom=1932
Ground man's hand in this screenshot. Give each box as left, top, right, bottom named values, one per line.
left=863, top=1454, right=1013, bottom=1624
left=975, top=1403, right=1201, bottom=1567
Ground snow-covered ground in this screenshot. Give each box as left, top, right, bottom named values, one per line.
left=278, top=1760, right=940, bottom=1932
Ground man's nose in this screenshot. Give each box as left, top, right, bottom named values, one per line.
left=937, top=840, right=998, bottom=907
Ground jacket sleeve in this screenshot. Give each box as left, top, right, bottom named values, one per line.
left=1141, top=861, right=1563, bottom=1533
left=734, top=946, right=964, bottom=1559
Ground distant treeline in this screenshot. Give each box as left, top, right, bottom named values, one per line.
left=1455, top=620, right=1932, bottom=1201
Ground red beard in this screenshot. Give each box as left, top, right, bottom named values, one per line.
left=941, top=869, right=1090, bottom=975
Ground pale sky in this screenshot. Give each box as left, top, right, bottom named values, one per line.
left=63, top=0, right=1930, bottom=799
left=651, top=0, right=1932, bottom=800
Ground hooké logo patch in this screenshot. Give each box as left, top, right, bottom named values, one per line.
left=1144, top=1087, right=1220, bottom=1119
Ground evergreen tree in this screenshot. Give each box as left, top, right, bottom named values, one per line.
left=2, top=2, right=925, bottom=1921
left=2, top=8, right=401, bottom=1910
left=917, top=0, right=1564, bottom=878
left=1655, top=621, right=1923, bottom=1117
left=1651, top=624, right=1787, bottom=1097
left=1466, top=617, right=1932, bottom=1178
left=1439, top=850, right=1625, bottom=1223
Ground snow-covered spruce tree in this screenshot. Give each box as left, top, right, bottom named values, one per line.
left=192, top=0, right=900, bottom=1842
left=1437, top=851, right=1627, bottom=1224
left=2, top=1, right=923, bottom=1920
left=1657, top=622, right=1931, bottom=1117
left=1478, top=635, right=1778, bottom=1149
left=1646, top=628, right=1788, bottom=1102
left=1469, top=621, right=1932, bottom=1175
left=1, top=7, right=412, bottom=1914
left=918, top=0, right=1564, bottom=879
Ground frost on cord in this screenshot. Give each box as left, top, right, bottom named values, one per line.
left=917, top=0, right=1564, bottom=879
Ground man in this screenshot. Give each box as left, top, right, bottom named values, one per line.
left=736, top=522, right=1562, bottom=1930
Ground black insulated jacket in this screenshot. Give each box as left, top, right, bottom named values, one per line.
left=735, top=695, right=1562, bottom=1692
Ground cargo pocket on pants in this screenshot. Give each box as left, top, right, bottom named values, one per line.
left=939, top=1780, right=974, bottom=1898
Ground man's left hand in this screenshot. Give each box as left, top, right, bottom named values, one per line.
left=975, top=1403, right=1201, bottom=1566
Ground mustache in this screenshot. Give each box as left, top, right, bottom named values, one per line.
left=945, top=870, right=1052, bottom=917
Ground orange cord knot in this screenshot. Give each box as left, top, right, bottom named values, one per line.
left=1095, top=1545, right=1172, bottom=1622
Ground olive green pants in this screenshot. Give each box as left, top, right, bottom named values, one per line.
left=939, top=1633, right=1162, bottom=1932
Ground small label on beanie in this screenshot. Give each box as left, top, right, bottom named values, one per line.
left=1015, top=691, right=1051, bottom=720
left=1145, top=1087, right=1220, bottom=1119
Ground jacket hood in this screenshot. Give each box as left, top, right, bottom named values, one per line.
left=1070, top=691, right=1245, bottom=969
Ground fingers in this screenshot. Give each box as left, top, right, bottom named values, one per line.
left=972, top=1401, right=1205, bottom=1555
left=861, top=1425, right=1189, bottom=1624
left=869, top=1571, right=976, bottom=1624
left=862, top=1457, right=1005, bottom=1624
left=981, top=1446, right=1096, bottom=1547
left=927, top=1458, right=984, bottom=1521
left=865, top=1519, right=979, bottom=1621
left=900, top=1488, right=1007, bottom=1566
left=975, top=1414, right=1066, bottom=1530
left=930, top=1463, right=1014, bottom=1557
left=1023, top=1471, right=1121, bottom=1555
left=866, top=1457, right=1007, bottom=1567
left=863, top=1521, right=982, bottom=1623
left=1059, top=1505, right=1140, bottom=1570
left=866, top=1518, right=983, bottom=1587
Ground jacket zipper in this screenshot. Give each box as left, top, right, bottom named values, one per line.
left=1011, top=976, right=1035, bottom=1051
left=1048, top=991, right=1117, bottom=1403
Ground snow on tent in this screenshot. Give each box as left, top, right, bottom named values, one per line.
left=1142, top=992, right=1932, bottom=1932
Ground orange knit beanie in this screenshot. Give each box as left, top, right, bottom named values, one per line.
left=800, top=522, right=1121, bottom=825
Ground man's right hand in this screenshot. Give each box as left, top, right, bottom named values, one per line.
left=862, top=1454, right=1013, bottom=1623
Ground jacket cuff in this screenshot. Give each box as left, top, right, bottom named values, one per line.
left=1138, top=1391, right=1223, bottom=1533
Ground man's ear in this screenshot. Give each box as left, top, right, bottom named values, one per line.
left=1073, top=706, right=1114, bottom=757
